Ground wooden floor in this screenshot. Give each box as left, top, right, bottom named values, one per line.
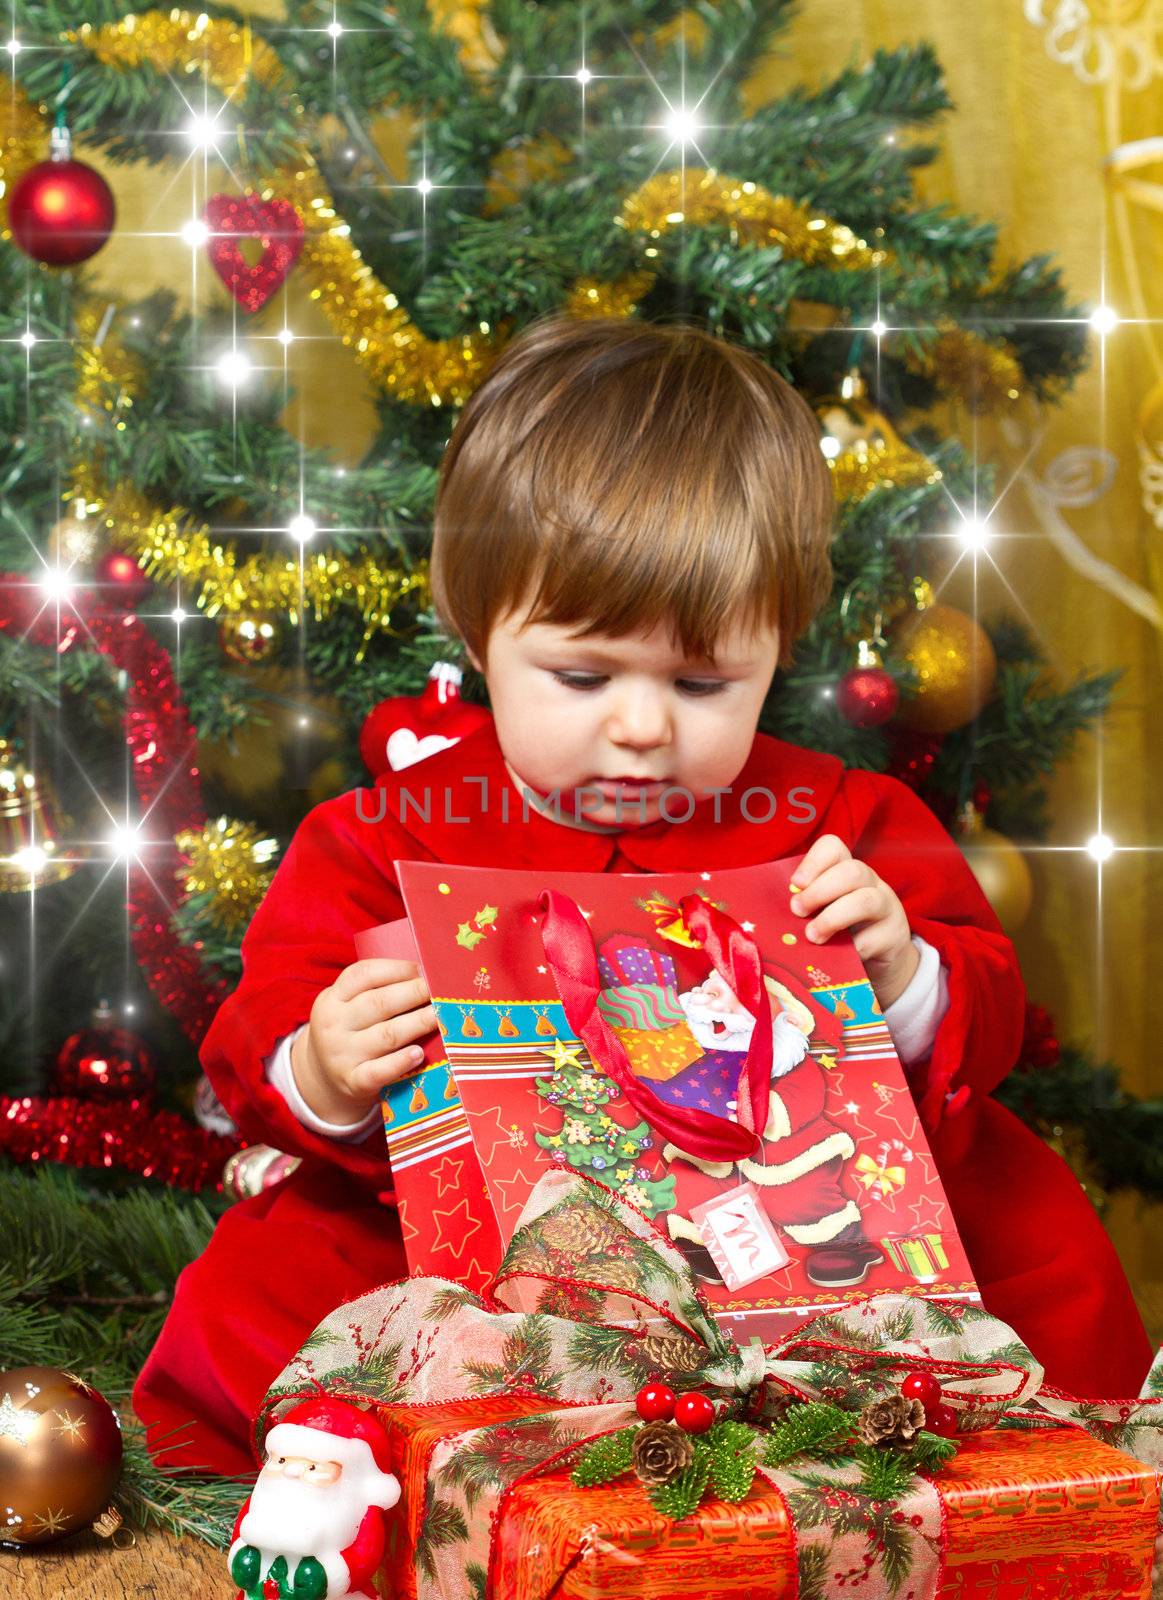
left=0, top=1525, right=236, bottom=1600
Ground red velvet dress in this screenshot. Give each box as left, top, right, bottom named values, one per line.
left=132, top=718, right=1153, bottom=1475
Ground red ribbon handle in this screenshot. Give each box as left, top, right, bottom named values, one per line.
left=536, top=889, right=773, bottom=1162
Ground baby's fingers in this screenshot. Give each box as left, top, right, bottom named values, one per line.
left=803, top=885, right=886, bottom=943
left=332, top=957, right=418, bottom=1001
left=346, top=974, right=431, bottom=1031
left=789, top=833, right=851, bottom=894
left=349, top=1036, right=434, bottom=1096
left=351, top=1005, right=439, bottom=1074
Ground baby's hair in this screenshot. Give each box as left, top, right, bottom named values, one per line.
left=430, top=312, right=834, bottom=673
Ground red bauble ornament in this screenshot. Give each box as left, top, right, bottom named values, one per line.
left=900, top=1370, right=943, bottom=1411
left=95, top=549, right=151, bottom=608
left=7, top=130, right=116, bottom=266
left=0, top=1366, right=123, bottom=1546
left=672, top=1392, right=715, bottom=1434
left=837, top=665, right=900, bottom=728
left=635, top=1383, right=677, bottom=1423
left=204, top=192, right=305, bottom=312
left=1019, top=1001, right=1061, bottom=1072
left=924, top=1402, right=958, bottom=1438
left=359, top=661, right=492, bottom=778
left=49, top=1000, right=157, bottom=1101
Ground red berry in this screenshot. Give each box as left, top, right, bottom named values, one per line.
left=635, top=1382, right=677, bottom=1423
left=900, top=1370, right=943, bottom=1410
left=673, top=1391, right=716, bottom=1434
left=925, top=1402, right=958, bottom=1438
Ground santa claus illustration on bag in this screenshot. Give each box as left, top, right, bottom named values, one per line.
left=228, top=1396, right=400, bottom=1599
left=596, top=934, right=883, bottom=1291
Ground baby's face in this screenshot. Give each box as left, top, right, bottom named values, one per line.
left=467, top=607, right=780, bottom=831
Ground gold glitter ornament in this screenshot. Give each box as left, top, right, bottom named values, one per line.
left=218, top=612, right=281, bottom=664
left=893, top=591, right=997, bottom=734
left=815, top=371, right=943, bottom=504
left=175, top=816, right=279, bottom=937
left=47, top=511, right=102, bottom=573
left=953, top=802, right=1033, bottom=935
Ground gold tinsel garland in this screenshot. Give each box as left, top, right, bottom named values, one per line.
left=616, top=169, right=891, bottom=271
left=175, top=817, right=279, bottom=938
left=908, top=322, right=1025, bottom=414
left=67, top=12, right=919, bottom=407
left=0, top=11, right=1032, bottom=622
left=64, top=300, right=431, bottom=649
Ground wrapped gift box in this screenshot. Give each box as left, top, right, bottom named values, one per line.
left=376, top=1401, right=1160, bottom=1600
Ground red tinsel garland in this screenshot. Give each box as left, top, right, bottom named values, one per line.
left=0, top=1094, right=243, bottom=1192
left=0, top=573, right=229, bottom=1044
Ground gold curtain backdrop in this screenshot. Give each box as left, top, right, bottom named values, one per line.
left=71, top=2, right=1162, bottom=1297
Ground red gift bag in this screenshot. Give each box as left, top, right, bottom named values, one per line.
left=372, top=858, right=977, bottom=1343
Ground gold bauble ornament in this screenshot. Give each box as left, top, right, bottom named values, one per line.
left=0, top=740, right=77, bottom=892
left=46, top=511, right=101, bottom=572
left=894, top=591, right=997, bottom=734
left=0, top=1366, right=123, bottom=1546
left=954, top=803, right=1033, bottom=935
left=218, top=612, right=281, bottom=665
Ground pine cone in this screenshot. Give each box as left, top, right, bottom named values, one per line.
left=539, top=1207, right=624, bottom=1256
left=632, top=1420, right=694, bottom=1487
left=857, top=1394, right=926, bottom=1447
left=639, top=1333, right=706, bottom=1374
left=588, top=1258, right=642, bottom=1294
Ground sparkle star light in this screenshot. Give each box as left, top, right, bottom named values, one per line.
left=179, top=217, right=210, bottom=248
left=662, top=104, right=702, bottom=145
left=185, top=109, right=229, bottom=151
left=215, top=348, right=252, bottom=390
left=107, top=822, right=146, bottom=861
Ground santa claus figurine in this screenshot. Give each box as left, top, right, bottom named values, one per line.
left=228, top=1396, right=400, bottom=1599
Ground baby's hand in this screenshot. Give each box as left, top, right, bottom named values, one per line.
left=788, top=834, right=919, bottom=1011
left=290, top=958, right=438, bottom=1125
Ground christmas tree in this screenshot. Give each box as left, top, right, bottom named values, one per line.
left=1, top=0, right=1159, bottom=1547
left=534, top=1040, right=677, bottom=1217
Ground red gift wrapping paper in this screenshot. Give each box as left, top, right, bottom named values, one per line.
left=374, top=1399, right=1160, bottom=1600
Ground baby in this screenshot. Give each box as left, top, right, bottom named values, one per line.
left=133, top=313, right=1152, bottom=1477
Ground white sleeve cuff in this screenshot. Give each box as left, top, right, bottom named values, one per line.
left=263, top=1024, right=382, bottom=1142
left=881, top=935, right=950, bottom=1065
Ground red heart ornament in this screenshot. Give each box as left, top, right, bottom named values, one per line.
left=203, top=193, right=305, bottom=313
left=359, top=662, right=491, bottom=778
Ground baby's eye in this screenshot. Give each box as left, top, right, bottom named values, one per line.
left=306, top=1464, right=316, bottom=1473
left=553, top=665, right=611, bottom=691
left=671, top=678, right=729, bottom=697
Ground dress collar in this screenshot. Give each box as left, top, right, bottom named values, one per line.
left=372, top=713, right=845, bottom=872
